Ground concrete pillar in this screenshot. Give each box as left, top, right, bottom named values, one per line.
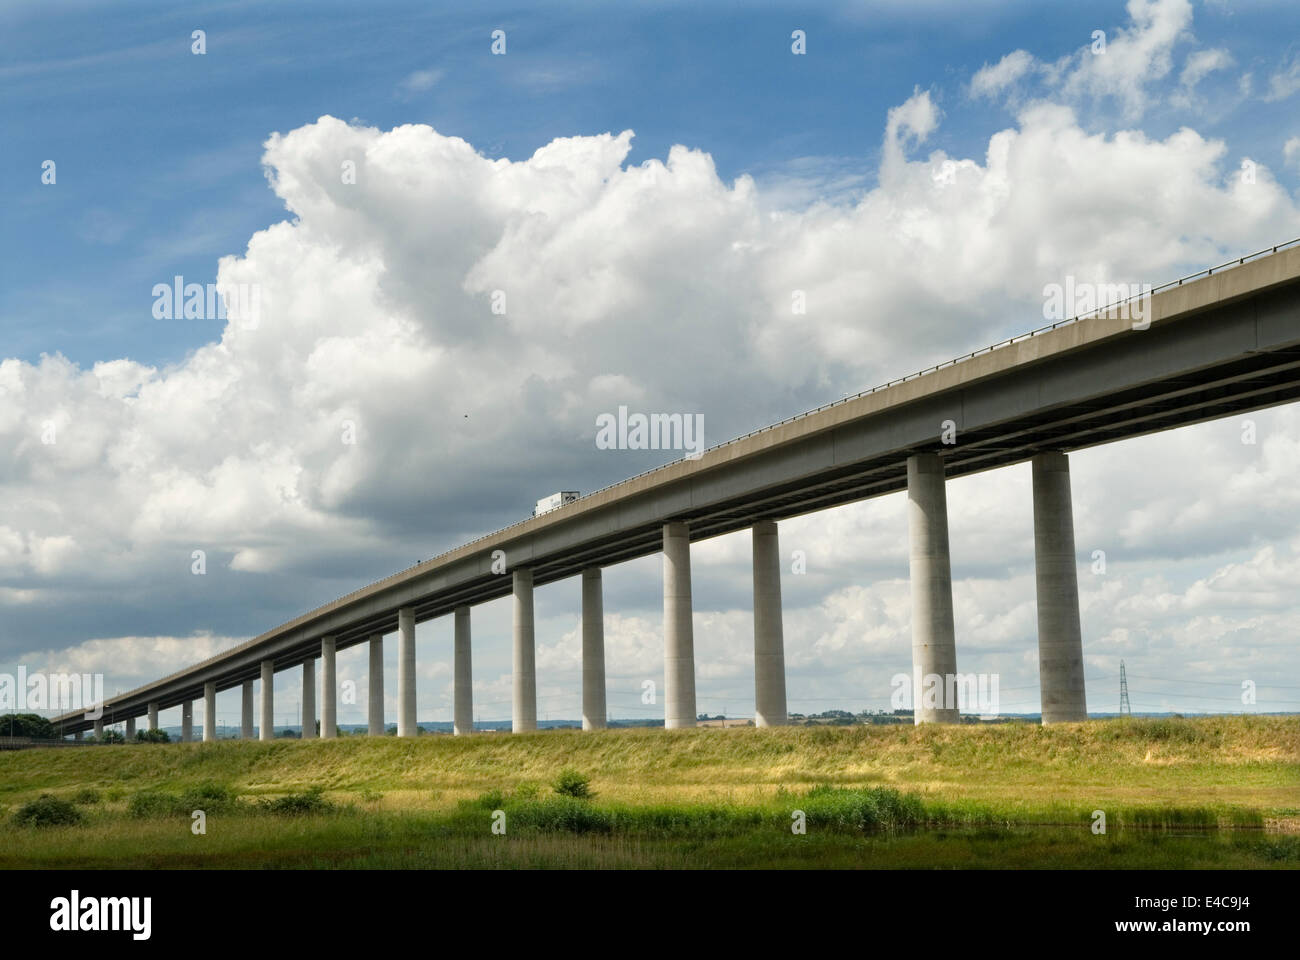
left=663, top=522, right=697, bottom=729
left=398, top=607, right=416, bottom=737
left=260, top=660, right=274, bottom=741
left=907, top=453, right=960, bottom=724
left=752, top=520, right=788, bottom=727
left=368, top=634, right=384, bottom=736
left=203, top=681, right=216, bottom=742
left=454, top=606, right=473, bottom=736
left=181, top=700, right=193, bottom=742
left=147, top=702, right=158, bottom=732
left=512, top=569, right=537, bottom=733
left=93, top=718, right=103, bottom=739
left=1032, top=451, right=1088, bottom=723
left=74, top=730, right=82, bottom=741
left=321, top=636, right=337, bottom=739
left=241, top=681, right=254, bottom=739
left=581, top=567, right=606, bottom=731
left=125, top=717, right=136, bottom=740
left=301, top=657, right=316, bottom=739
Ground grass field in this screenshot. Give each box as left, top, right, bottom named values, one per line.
left=2, top=715, right=1297, bottom=869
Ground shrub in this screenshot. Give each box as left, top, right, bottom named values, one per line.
left=135, top=729, right=170, bottom=744
left=514, top=797, right=612, bottom=834
left=72, top=788, right=101, bottom=805
left=553, top=769, right=593, bottom=800
left=801, top=785, right=925, bottom=832
left=12, top=794, right=83, bottom=827
left=263, top=787, right=331, bottom=815
left=128, top=783, right=239, bottom=818
left=128, top=791, right=176, bottom=819
left=177, top=783, right=238, bottom=813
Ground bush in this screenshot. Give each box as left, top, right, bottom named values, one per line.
left=98, top=730, right=126, bottom=744
left=128, top=783, right=239, bottom=818
left=553, top=769, right=593, bottom=800
left=12, top=794, right=83, bottom=827
left=263, top=787, right=331, bottom=815
left=801, top=785, right=925, bottom=832
left=72, top=788, right=101, bottom=805
left=127, top=791, right=177, bottom=819
left=513, top=797, right=613, bottom=834
left=177, top=783, right=238, bottom=813
left=135, top=729, right=170, bottom=743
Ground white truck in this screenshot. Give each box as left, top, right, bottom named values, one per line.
left=533, top=491, right=579, bottom=517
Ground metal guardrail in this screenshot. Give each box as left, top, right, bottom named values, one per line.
left=266, top=237, right=1300, bottom=612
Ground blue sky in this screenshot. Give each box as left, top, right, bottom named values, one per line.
left=3, top=0, right=1300, bottom=726
left=6, top=0, right=1299, bottom=370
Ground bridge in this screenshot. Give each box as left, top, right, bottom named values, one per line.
left=52, top=240, right=1300, bottom=739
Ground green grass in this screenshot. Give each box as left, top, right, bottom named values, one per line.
left=2, top=790, right=1295, bottom=870
left=1, top=716, right=1296, bottom=869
